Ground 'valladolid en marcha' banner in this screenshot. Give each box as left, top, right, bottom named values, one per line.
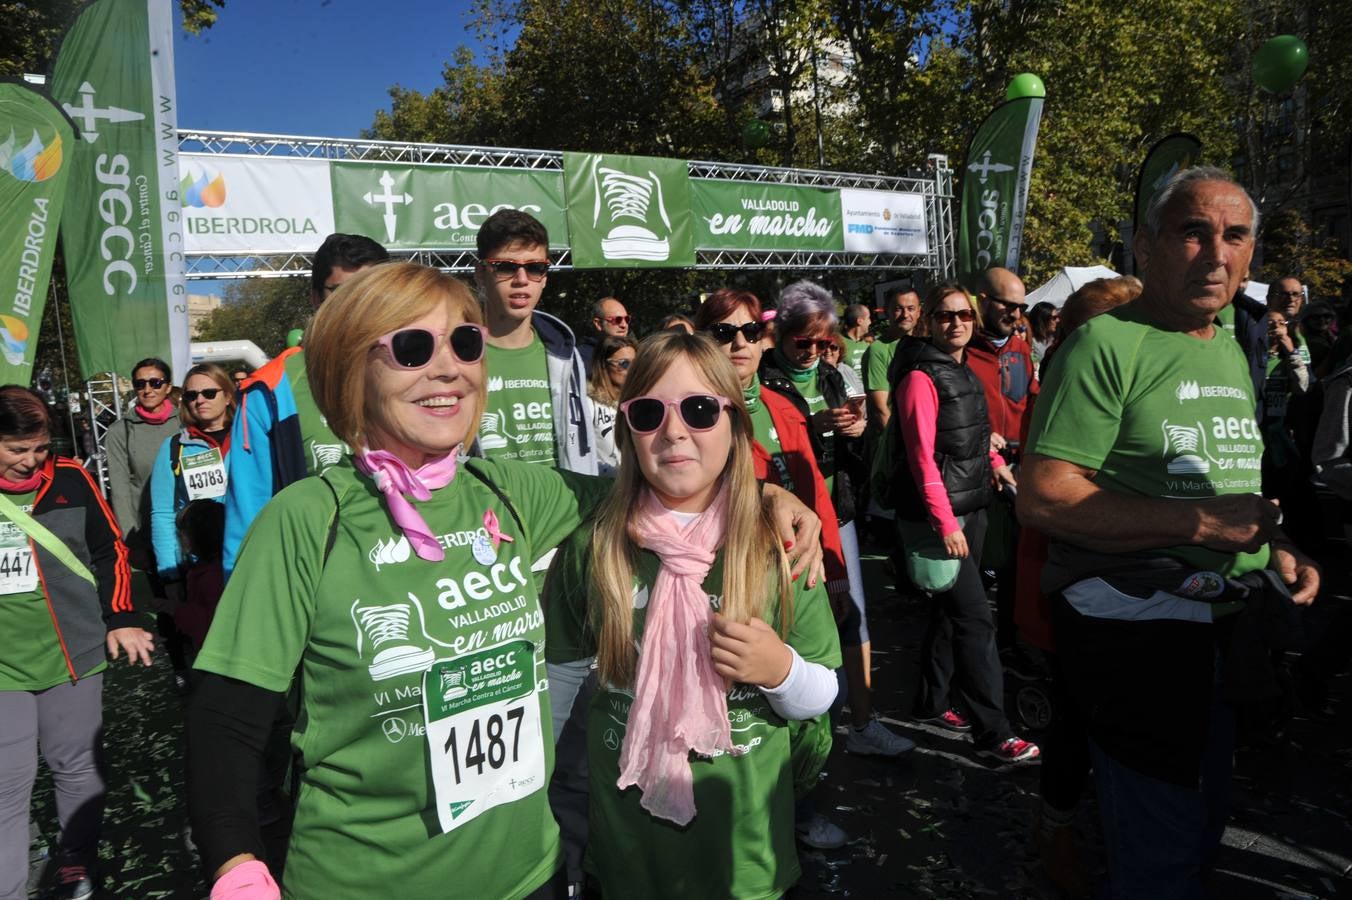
left=179, top=151, right=931, bottom=264
left=52, top=0, right=192, bottom=378
left=0, top=81, right=75, bottom=385
left=956, top=96, right=1043, bottom=279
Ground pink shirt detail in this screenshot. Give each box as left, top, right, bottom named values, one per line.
left=896, top=369, right=1004, bottom=538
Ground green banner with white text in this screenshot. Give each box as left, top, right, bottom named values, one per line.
left=1134, top=133, right=1202, bottom=235
left=330, top=162, right=569, bottom=251
left=52, top=0, right=191, bottom=378
left=692, top=180, right=843, bottom=252
left=564, top=151, right=695, bottom=268
left=0, top=81, right=75, bottom=386
left=957, top=96, right=1043, bottom=280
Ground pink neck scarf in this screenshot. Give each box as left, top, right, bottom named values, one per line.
left=135, top=403, right=174, bottom=425
left=617, top=483, right=733, bottom=825
left=353, top=446, right=460, bottom=561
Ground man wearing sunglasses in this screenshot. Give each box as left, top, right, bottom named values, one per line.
left=222, top=233, right=390, bottom=577
left=577, top=297, right=631, bottom=369
left=473, top=209, right=596, bottom=475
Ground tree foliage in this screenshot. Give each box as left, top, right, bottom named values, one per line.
left=196, top=278, right=311, bottom=357
left=1258, top=208, right=1352, bottom=299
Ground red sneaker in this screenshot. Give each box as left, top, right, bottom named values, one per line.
left=916, top=708, right=972, bottom=732
left=979, top=736, right=1041, bottom=764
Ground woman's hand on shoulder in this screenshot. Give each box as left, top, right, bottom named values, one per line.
left=709, top=615, right=792, bottom=689
left=106, top=627, right=155, bottom=667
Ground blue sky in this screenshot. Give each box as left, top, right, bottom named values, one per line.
left=174, top=0, right=488, bottom=138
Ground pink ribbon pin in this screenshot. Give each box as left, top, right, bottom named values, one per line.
left=483, top=508, right=515, bottom=549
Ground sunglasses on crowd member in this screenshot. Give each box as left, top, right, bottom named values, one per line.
left=605, top=357, right=633, bottom=371
left=183, top=388, right=222, bottom=403
left=133, top=378, right=167, bottom=390
left=704, top=321, right=766, bottom=345
left=620, top=393, right=732, bottom=434
left=373, top=323, right=488, bottom=369
left=1271, top=290, right=1304, bottom=299
left=601, top=315, right=631, bottom=326
left=980, top=293, right=1026, bottom=313
left=932, top=308, right=977, bottom=325
left=792, top=337, right=835, bottom=353
left=482, top=259, right=550, bottom=282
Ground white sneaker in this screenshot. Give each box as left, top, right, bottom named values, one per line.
left=846, top=717, right=916, bottom=757
left=796, top=812, right=848, bottom=850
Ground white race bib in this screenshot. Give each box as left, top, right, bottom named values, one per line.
left=0, top=521, right=37, bottom=595
left=182, top=447, right=227, bottom=501
left=422, top=639, right=545, bottom=833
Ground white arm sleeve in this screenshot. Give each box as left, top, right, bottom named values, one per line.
left=760, top=647, right=838, bottom=720
left=546, top=658, right=593, bottom=742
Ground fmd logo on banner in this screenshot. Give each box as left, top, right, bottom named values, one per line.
left=563, top=152, right=694, bottom=268
left=180, top=154, right=336, bottom=255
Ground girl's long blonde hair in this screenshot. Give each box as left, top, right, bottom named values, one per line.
left=589, top=330, right=792, bottom=688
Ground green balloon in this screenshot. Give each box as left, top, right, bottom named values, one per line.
left=286, top=328, right=304, bottom=348
left=1005, top=73, right=1046, bottom=101
left=742, top=118, right=770, bottom=149
left=1253, top=34, right=1308, bottom=94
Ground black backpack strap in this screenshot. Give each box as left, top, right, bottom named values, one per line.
left=461, top=459, right=526, bottom=538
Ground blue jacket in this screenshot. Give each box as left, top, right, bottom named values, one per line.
left=150, top=426, right=229, bottom=580
left=222, top=347, right=344, bottom=577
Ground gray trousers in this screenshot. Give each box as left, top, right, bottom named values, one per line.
left=0, top=674, right=105, bottom=900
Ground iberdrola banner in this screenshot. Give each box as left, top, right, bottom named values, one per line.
left=0, top=81, right=75, bottom=386
left=51, top=0, right=191, bottom=378
left=1134, top=133, right=1202, bottom=234
left=956, top=96, right=1044, bottom=280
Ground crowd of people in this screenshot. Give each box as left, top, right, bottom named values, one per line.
left=3, top=165, right=1348, bottom=900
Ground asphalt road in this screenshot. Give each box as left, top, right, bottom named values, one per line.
left=27, top=542, right=1352, bottom=899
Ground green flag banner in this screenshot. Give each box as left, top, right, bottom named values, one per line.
left=956, top=96, right=1044, bottom=280
left=330, top=162, right=568, bottom=251
left=52, top=0, right=190, bottom=378
left=1134, top=133, right=1202, bottom=235
left=0, top=81, right=75, bottom=386
left=563, top=151, right=695, bottom=268
left=692, top=180, right=843, bottom=252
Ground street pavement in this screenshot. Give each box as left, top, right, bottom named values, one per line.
left=27, top=544, right=1352, bottom=899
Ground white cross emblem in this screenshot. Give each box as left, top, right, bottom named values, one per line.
left=968, top=150, right=1013, bottom=184
left=363, top=170, right=413, bottom=242
left=62, top=82, right=145, bottom=144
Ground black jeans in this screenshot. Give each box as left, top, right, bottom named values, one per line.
left=913, top=509, right=1011, bottom=746
left=1039, top=651, right=1091, bottom=812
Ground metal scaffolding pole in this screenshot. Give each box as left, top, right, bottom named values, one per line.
left=85, top=373, right=122, bottom=496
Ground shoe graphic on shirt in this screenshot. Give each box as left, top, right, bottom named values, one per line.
left=1161, top=420, right=1211, bottom=475
left=352, top=600, right=436, bottom=681
left=478, top=409, right=509, bottom=450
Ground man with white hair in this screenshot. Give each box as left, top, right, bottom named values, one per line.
left=1020, top=167, right=1320, bottom=898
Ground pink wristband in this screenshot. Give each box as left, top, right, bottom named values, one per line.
left=211, top=860, right=280, bottom=900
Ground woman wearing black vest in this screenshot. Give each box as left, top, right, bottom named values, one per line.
left=893, top=281, right=1039, bottom=764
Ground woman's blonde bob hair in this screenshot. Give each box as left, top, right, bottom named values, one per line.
left=177, top=362, right=238, bottom=430
left=306, top=262, right=485, bottom=451
left=588, top=329, right=792, bottom=687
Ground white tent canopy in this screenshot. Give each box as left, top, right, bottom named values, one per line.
left=1025, top=265, right=1121, bottom=309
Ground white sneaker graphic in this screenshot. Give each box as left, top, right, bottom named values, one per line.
left=352, top=602, right=436, bottom=681
left=1161, top=421, right=1210, bottom=475
left=591, top=156, right=673, bottom=262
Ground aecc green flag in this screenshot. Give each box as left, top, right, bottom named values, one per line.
left=0, top=81, right=75, bottom=386
left=52, top=0, right=191, bottom=378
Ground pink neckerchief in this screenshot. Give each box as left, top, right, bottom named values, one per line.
left=617, top=483, right=733, bottom=826
left=352, top=446, right=460, bottom=561
left=0, top=470, right=43, bottom=493
left=136, top=403, right=174, bottom=425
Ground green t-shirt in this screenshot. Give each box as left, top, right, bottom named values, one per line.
left=1263, top=334, right=1310, bottom=425
left=0, top=491, right=101, bottom=690
left=544, top=526, right=841, bottom=899
left=196, top=459, right=608, bottom=898
left=842, top=336, right=869, bottom=382
left=286, top=350, right=348, bottom=474
left=745, top=377, right=796, bottom=495
left=863, top=337, right=899, bottom=394
left=1028, top=303, right=1269, bottom=576
left=778, top=359, right=834, bottom=493
left=481, top=337, right=557, bottom=466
